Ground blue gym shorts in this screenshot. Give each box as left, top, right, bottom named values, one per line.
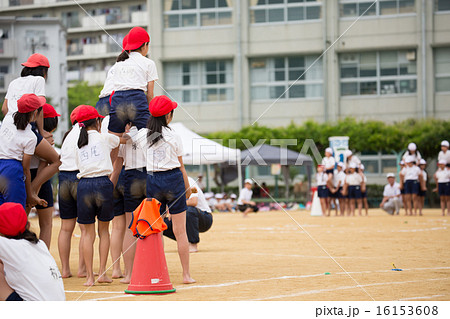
left=348, top=185, right=362, bottom=199
left=30, top=168, right=53, bottom=209
left=404, top=180, right=419, bottom=195
left=109, top=90, right=149, bottom=133
left=438, top=182, right=450, bottom=196
left=146, top=168, right=187, bottom=215
left=77, top=176, right=114, bottom=224
left=95, top=95, right=111, bottom=117
left=317, top=185, right=329, bottom=198
left=113, top=168, right=125, bottom=217
left=124, top=168, right=147, bottom=213
left=0, top=159, right=26, bottom=209
left=58, top=171, right=79, bottom=219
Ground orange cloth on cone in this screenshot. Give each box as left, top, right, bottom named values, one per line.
left=129, top=198, right=167, bottom=239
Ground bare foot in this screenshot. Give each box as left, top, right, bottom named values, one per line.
left=112, top=272, right=124, bottom=279
left=189, top=243, right=198, bottom=253
left=97, top=274, right=113, bottom=284
left=78, top=271, right=98, bottom=278
left=61, top=272, right=72, bottom=279
left=183, top=277, right=196, bottom=284
left=120, top=276, right=131, bottom=284
left=83, top=278, right=95, bottom=286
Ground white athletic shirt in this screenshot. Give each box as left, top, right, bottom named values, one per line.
left=316, top=172, right=328, bottom=186
left=0, top=120, right=36, bottom=161
left=438, top=150, right=450, bottom=165
left=188, top=176, right=211, bottom=213
left=383, top=182, right=401, bottom=197
left=5, top=76, right=46, bottom=119
left=112, top=52, right=158, bottom=92
left=60, top=125, right=80, bottom=171
left=421, top=170, right=427, bottom=182
left=76, top=130, right=120, bottom=179
left=435, top=168, right=450, bottom=183
left=334, top=170, right=346, bottom=188
left=401, top=166, right=421, bottom=181
left=99, top=64, right=116, bottom=98
left=237, top=188, right=253, bottom=205
left=347, top=155, right=361, bottom=168
left=346, top=172, right=363, bottom=186
left=322, top=156, right=336, bottom=170
left=402, top=151, right=422, bottom=164
left=0, top=237, right=65, bottom=301
left=135, top=126, right=183, bottom=172
left=120, top=127, right=146, bottom=170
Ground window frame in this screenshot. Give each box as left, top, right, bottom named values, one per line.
left=339, top=0, right=416, bottom=20
left=434, top=47, right=450, bottom=93
left=434, top=0, right=450, bottom=12
left=249, top=0, right=323, bottom=25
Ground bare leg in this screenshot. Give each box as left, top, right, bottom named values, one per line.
left=404, top=194, right=411, bottom=216
left=319, top=198, right=327, bottom=216
left=110, top=215, right=125, bottom=279
left=80, top=223, right=95, bottom=286
left=0, top=261, right=14, bottom=301
left=37, top=207, right=53, bottom=249
left=120, top=213, right=136, bottom=284
left=446, top=196, right=450, bottom=215
left=31, top=140, right=61, bottom=193
left=77, top=234, right=87, bottom=278
left=441, top=197, right=446, bottom=216
left=350, top=199, right=355, bottom=216
left=357, top=199, right=362, bottom=216
left=171, top=212, right=195, bottom=284
left=412, top=194, right=418, bottom=216
left=97, top=221, right=112, bottom=284
left=58, top=218, right=76, bottom=278
left=363, top=198, right=369, bottom=216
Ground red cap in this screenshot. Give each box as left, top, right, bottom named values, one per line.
left=70, top=105, right=82, bottom=124
left=122, top=33, right=129, bottom=53
left=43, top=103, right=61, bottom=118
left=124, top=27, right=150, bottom=51
left=0, top=203, right=28, bottom=237
left=76, top=105, right=105, bottom=123
left=17, top=93, right=45, bottom=113
left=148, top=95, right=178, bottom=117
left=21, top=53, right=50, bottom=68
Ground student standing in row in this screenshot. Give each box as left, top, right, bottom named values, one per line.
left=434, top=159, right=449, bottom=216
left=402, top=142, right=422, bottom=165
left=400, top=155, right=424, bottom=216
left=345, top=163, right=363, bottom=216
left=316, top=164, right=330, bottom=216
left=418, top=159, right=428, bottom=216
left=438, top=140, right=450, bottom=168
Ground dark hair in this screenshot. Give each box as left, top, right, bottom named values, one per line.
left=13, top=111, right=33, bottom=130
left=6, top=228, right=39, bottom=244
left=77, top=118, right=98, bottom=149
left=21, top=66, right=48, bottom=78
left=116, top=42, right=149, bottom=62
left=147, top=110, right=173, bottom=147
left=44, top=117, right=58, bottom=132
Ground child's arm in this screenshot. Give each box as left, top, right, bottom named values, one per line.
left=110, top=156, right=124, bottom=188
left=178, top=156, right=192, bottom=199
left=22, top=154, right=47, bottom=208
left=2, top=99, right=7, bottom=116
left=146, top=81, right=155, bottom=104
left=433, top=173, right=438, bottom=192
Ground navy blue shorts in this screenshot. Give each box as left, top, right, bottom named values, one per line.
left=404, top=180, right=419, bottom=195
left=30, top=168, right=53, bottom=209
left=348, top=185, right=362, bottom=199
left=146, top=168, right=187, bottom=215
left=95, top=95, right=111, bottom=117
left=113, top=168, right=125, bottom=217
left=330, top=187, right=344, bottom=198
left=77, top=176, right=114, bottom=224
left=418, top=189, right=426, bottom=197
left=30, top=122, right=43, bottom=146
left=400, top=188, right=405, bottom=195
left=438, top=182, right=450, bottom=196
left=58, top=171, right=79, bottom=219
left=0, top=159, right=26, bottom=209
left=317, top=185, right=328, bottom=198
left=124, top=168, right=147, bottom=213
left=325, top=169, right=334, bottom=175
left=109, top=90, right=149, bottom=133
left=361, top=191, right=367, bottom=198
left=6, top=291, right=23, bottom=301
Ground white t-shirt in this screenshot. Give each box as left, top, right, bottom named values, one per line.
left=5, top=76, right=46, bottom=119
left=76, top=130, right=120, bottom=179
left=402, top=151, right=422, bottom=164
left=346, top=172, right=363, bottom=186
left=60, top=125, right=80, bottom=171
left=99, top=64, right=116, bottom=98
left=322, top=156, right=335, bottom=170
left=136, top=126, right=183, bottom=172
left=188, top=176, right=211, bottom=213
left=0, top=120, right=36, bottom=161
left=0, top=237, right=65, bottom=301
left=346, top=155, right=361, bottom=168
left=421, top=170, right=427, bottom=182
left=113, top=52, right=159, bottom=92
left=435, top=168, right=450, bottom=183
left=383, top=182, right=401, bottom=197
left=237, top=187, right=253, bottom=205
left=316, top=172, right=328, bottom=186
left=120, top=127, right=146, bottom=170
left=401, top=166, right=421, bottom=181
left=100, top=115, right=110, bottom=134
left=438, top=150, right=450, bottom=165
left=334, top=170, right=346, bottom=188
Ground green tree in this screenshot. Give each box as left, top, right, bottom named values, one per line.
left=67, top=81, right=103, bottom=125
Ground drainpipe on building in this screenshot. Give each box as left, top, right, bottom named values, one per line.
left=236, top=0, right=244, bottom=129
left=421, top=0, right=427, bottom=119
left=322, top=0, right=328, bottom=122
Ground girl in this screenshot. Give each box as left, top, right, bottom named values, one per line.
left=345, top=150, right=361, bottom=172
left=57, top=106, right=86, bottom=278
left=400, top=155, right=424, bottom=216
left=109, top=27, right=158, bottom=163
left=0, top=94, right=47, bottom=209
left=345, top=162, right=363, bottom=216
left=438, top=140, right=450, bottom=168
left=0, top=202, right=65, bottom=301
left=434, top=159, right=449, bottom=216
left=360, top=164, right=369, bottom=216
left=75, top=105, right=120, bottom=286
left=418, top=159, right=427, bottom=216
left=402, top=142, right=422, bottom=165
left=332, top=162, right=346, bottom=216
left=322, top=147, right=335, bottom=175
left=135, top=95, right=194, bottom=284
left=316, top=164, right=331, bottom=216
left=2, top=53, right=61, bottom=202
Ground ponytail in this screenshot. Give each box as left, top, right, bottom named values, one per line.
left=117, top=51, right=130, bottom=62
left=6, top=224, right=39, bottom=244
left=147, top=110, right=173, bottom=147
left=13, top=111, right=33, bottom=130
left=77, top=118, right=97, bottom=149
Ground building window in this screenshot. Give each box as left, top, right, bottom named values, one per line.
left=435, top=48, right=450, bottom=92
left=0, top=65, right=9, bottom=90
left=435, top=0, right=450, bottom=11
left=340, top=0, right=415, bottom=18
left=250, top=56, right=323, bottom=100
left=61, top=11, right=81, bottom=28
left=164, top=0, right=233, bottom=29
left=360, top=152, right=397, bottom=175
left=250, top=0, right=322, bottom=24
left=165, top=60, right=234, bottom=103
left=340, top=50, right=417, bottom=96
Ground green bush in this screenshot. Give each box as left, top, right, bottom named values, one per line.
left=67, top=81, right=103, bottom=126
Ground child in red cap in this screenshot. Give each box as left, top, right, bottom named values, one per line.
left=0, top=202, right=65, bottom=301
left=0, top=94, right=47, bottom=209
left=134, top=95, right=195, bottom=284
left=75, top=105, right=120, bottom=286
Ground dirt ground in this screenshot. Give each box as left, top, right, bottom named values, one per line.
left=29, top=208, right=450, bottom=301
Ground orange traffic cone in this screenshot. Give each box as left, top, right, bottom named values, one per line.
left=125, top=232, right=176, bottom=294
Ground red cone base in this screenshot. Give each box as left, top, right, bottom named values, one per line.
left=125, top=233, right=176, bottom=294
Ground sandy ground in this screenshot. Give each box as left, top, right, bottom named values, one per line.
left=29, top=208, right=450, bottom=301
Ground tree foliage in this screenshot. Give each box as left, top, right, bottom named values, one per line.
left=67, top=81, right=103, bottom=125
